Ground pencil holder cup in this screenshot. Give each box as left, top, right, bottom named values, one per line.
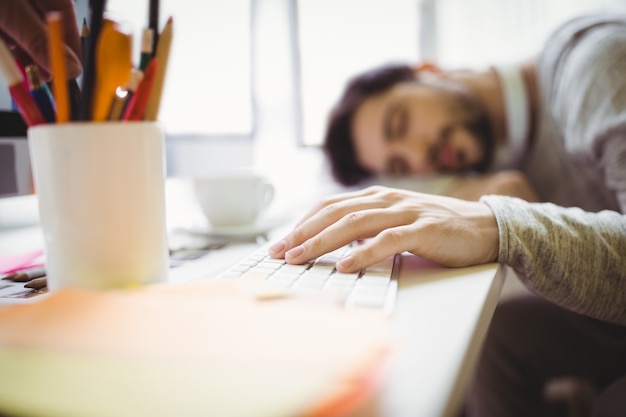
left=28, top=122, right=169, bottom=291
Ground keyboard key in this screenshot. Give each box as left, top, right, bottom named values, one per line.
left=350, top=293, right=387, bottom=309
left=217, top=247, right=399, bottom=314
left=281, top=264, right=310, bottom=273
left=303, top=267, right=334, bottom=277
left=271, top=271, right=302, bottom=281
left=299, top=275, right=329, bottom=285
left=358, top=275, right=391, bottom=286
left=293, top=279, right=326, bottom=291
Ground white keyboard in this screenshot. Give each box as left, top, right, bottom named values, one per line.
left=219, top=244, right=401, bottom=315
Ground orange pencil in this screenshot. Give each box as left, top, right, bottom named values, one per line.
left=47, top=12, right=70, bottom=123
left=122, top=58, right=158, bottom=121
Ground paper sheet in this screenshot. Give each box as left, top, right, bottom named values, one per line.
left=0, top=280, right=389, bottom=417
left=0, top=248, right=44, bottom=274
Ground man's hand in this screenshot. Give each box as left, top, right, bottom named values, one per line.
left=269, top=186, right=500, bottom=273
left=0, top=0, right=82, bottom=81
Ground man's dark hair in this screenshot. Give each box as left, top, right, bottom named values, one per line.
left=323, top=64, right=417, bottom=186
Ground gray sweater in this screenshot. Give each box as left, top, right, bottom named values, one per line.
left=482, top=15, right=626, bottom=326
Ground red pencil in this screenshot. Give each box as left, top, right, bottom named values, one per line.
left=0, top=38, right=46, bottom=126
left=9, top=82, right=46, bottom=126
left=122, top=58, right=158, bottom=121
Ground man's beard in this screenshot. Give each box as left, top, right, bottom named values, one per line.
left=428, top=120, right=495, bottom=173
left=428, top=88, right=495, bottom=173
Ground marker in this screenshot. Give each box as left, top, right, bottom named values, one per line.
left=149, top=0, right=160, bottom=56
left=0, top=38, right=45, bottom=126
left=26, top=65, right=56, bottom=123
left=139, top=28, right=154, bottom=71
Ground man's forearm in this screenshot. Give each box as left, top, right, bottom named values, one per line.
left=482, top=195, right=626, bottom=326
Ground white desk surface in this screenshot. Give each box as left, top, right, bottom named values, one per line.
left=0, top=178, right=505, bottom=417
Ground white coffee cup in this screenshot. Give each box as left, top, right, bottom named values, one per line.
left=28, top=122, right=169, bottom=291
left=194, top=172, right=275, bottom=228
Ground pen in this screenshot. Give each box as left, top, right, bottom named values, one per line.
left=123, top=58, right=158, bottom=120
left=0, top=38, right=45, bottom=126
left=26, top=65, right=56, bottom=123
left=47, top=12, right=70, bottom=123
left=144, top=16, right=173, bottom=121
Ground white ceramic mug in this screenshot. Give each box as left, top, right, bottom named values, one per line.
left=28, top=122, right=169, bottom=291
left=194, top=172, right=275, bottom=228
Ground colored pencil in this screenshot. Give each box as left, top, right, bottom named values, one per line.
left=108, top=69, right=143, bottom=120
left=81, top=17, right=90, bottom=71
left=144, top=16, right=172, bottom=121
left=26, top=65, right=56, bottom=123
left=0, top=38, right=45, bottom=126
left=123, top=58, right=158, bottom=121
left=47, top=12, right=70, bottom=122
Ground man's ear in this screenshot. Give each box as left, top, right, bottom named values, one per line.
left=413, top=61, right=446, bottom=82
left=414, top=61, right=441, bottom=73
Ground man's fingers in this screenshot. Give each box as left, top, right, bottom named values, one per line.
left=283, top=208, right=414, bottom=268
left=336, top=225, right=418, bottom=273
left=31, top=0, right=81, bottom=56
left=293, top=185, right=388, bottom=228
left=284, top=211, right=373, bottom=264
left=0, top=1, right=48, bottom=73
left=270, top=192, right=394, bottom=259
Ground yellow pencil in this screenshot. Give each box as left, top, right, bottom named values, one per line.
left=144, top=16, right=173, bottom=121
left=47, top=12, right=70, bottom=123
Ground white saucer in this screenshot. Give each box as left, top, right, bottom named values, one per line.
left=179, top=216, right=288, bottom=239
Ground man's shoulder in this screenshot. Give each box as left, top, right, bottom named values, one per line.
left=548, top=14, right=626, bottom=46
left=537, top=14, right=626, bottom=145
left=540, top=14, right=626, bottom=78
